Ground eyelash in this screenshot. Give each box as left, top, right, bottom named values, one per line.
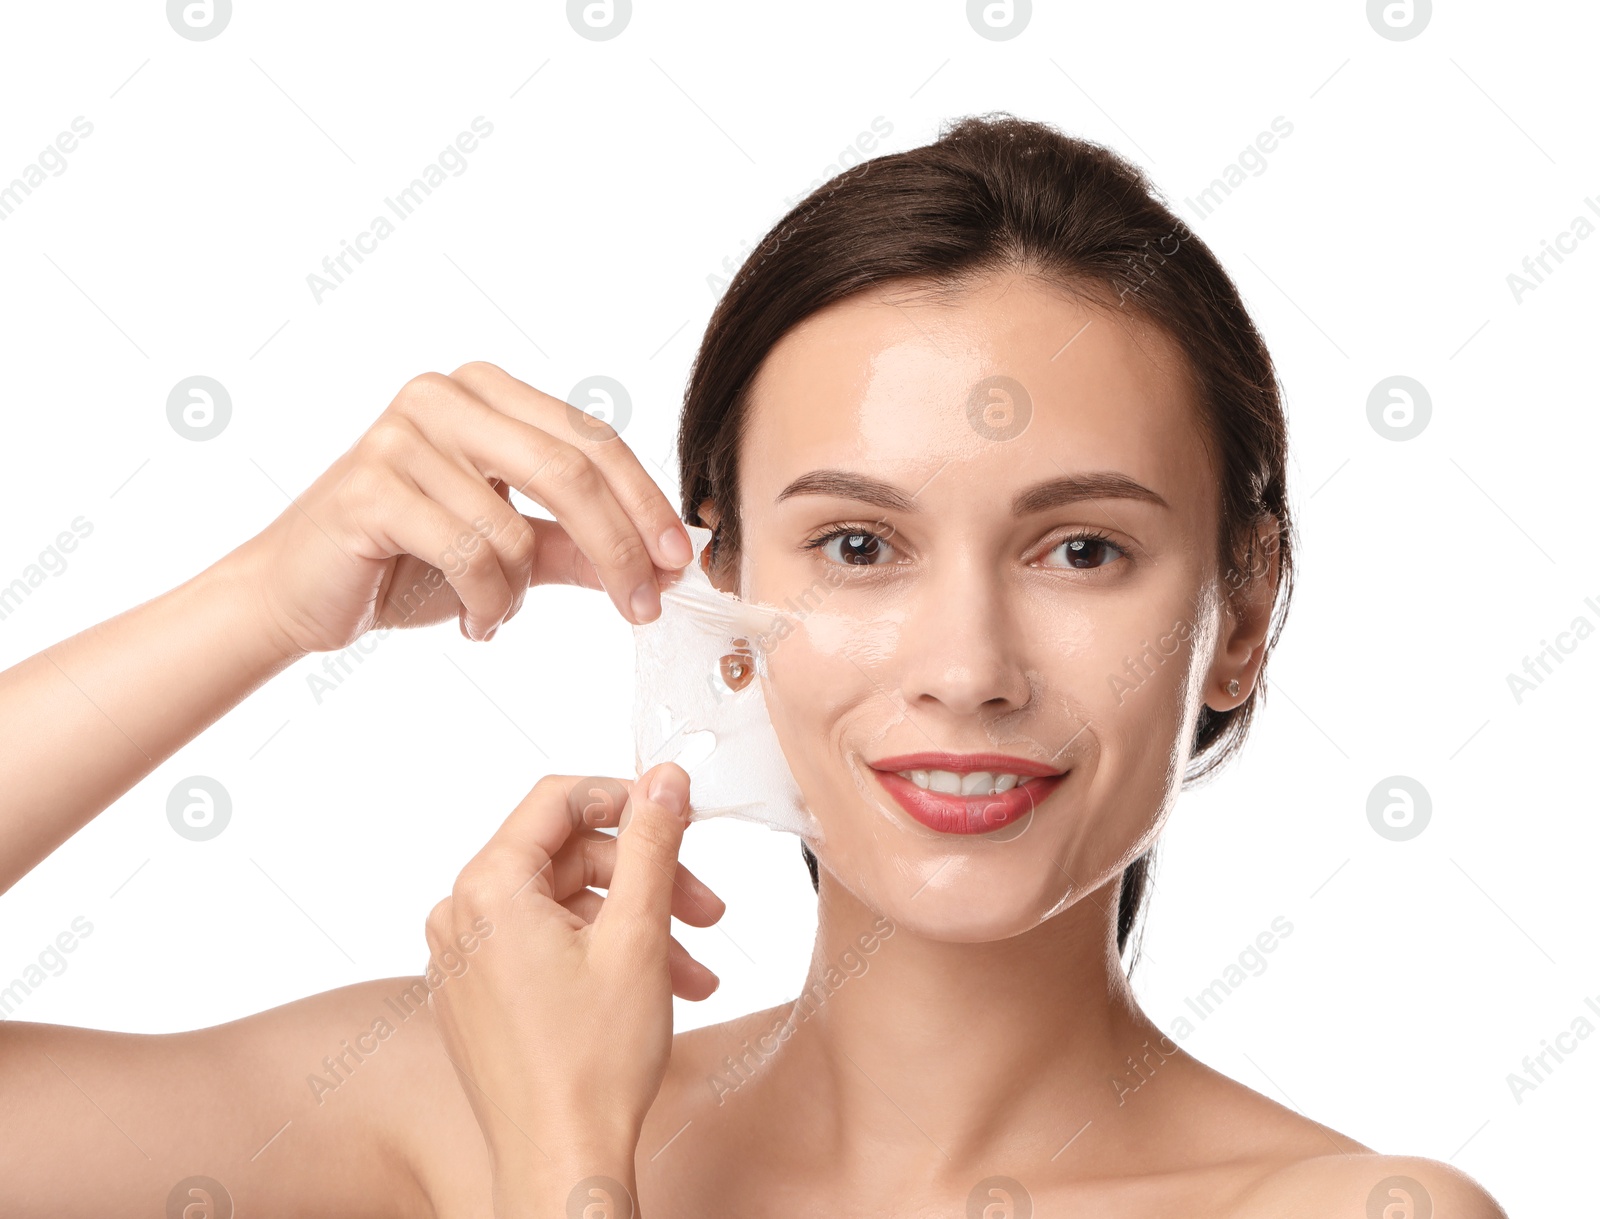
left=802, top=523, right=1129, bottom=572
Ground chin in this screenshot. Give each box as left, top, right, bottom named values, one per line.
left=896, top=898, right=1069, bottom=944
left=819, top=849, right=1084, bottom=944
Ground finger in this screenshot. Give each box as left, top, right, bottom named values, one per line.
left=667, top=932, right=719, bottom=1001
left=399, top=373, right=671, bottom=624
left=487, top=419, right=661, bottom=624
left=447, top=361, right=693, bottom=572
left=373, top=553, right=459, bottom=631
left=358, top=466, right=515, bottom=640
left=519, top=518, right=606, bottom=592
left=593, top=763, right=690, bottom=951
left=397, top=430, right=542, bottom=631
left=563, top=889, right=719, bottom=1000
left=463, top=774, right=630, bottom=905
left=551, top=831, right=725, bottom=926
left=423, top=896, right=454, bottom=962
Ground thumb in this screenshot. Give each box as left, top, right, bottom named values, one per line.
left=594, top=763, right=690, bottom=948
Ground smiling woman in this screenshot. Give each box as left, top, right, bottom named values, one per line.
left=0, top=113, right=1507, bottom=1219
left=680, top=115, right=1295, bottom=963
left=654, top=114, right=1506, bottom=1213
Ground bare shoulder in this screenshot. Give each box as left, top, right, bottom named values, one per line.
left=1230, top=1152, right=1509, bottom=1218
left=1143, top=1050, right=1505, bottom=1217
left=654, top=1001, right=797, bottom=1122
left=669, top=1001, right=792, bottom=1067
left=0, top=972, right=482, bottom=1219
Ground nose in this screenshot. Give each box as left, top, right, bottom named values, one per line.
left=891, top=548, right=1033, bottom=720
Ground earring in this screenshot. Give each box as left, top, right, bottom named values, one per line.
left=1227, top=678, right=1240, bottom=697
left=719, top=639, right=755, bottom=691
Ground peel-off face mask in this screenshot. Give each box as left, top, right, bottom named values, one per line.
left=632, top=525, right=824, bottom=842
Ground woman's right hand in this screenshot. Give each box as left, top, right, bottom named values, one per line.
left=232, top=361, right=694, bottom=657
left=423, top=764, right=720, bottom=1212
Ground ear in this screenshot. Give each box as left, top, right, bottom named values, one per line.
left=694, top=498, right=739, bottom=596
left=1205, top=515, right=1281, bottom=712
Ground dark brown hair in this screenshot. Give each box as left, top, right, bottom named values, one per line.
left=676, top=113, right=1296, bottom=966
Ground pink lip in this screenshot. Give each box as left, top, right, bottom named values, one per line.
left=868, top=752, right=1067, bottom=836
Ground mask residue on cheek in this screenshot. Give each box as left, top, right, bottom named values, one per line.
left=765, top=579, right=1099, bottom=870
left=793, top=600, right=905, bottom=669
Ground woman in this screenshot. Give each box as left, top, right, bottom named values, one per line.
left=0, top=115, right=1505, bottom=1217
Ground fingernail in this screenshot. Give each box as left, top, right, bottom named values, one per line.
left=630, top=581, right=661, bottom=624
left=648, top=766, right=688, bottom=816
left=660, top=525, right=693, bottom=568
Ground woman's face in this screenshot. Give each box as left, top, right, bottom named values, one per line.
left=727, top=271, right=1240, bottom=943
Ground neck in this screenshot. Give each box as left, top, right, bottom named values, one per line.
left=765, top=870, right=1163, bottom=1174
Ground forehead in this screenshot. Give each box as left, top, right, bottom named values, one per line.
left=739, top=273, right=1215, bottom=518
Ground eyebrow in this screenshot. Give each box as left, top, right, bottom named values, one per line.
left=775, top=468, right=1169, bottom=514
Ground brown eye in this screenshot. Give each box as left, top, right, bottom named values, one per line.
left=1043, top=534, right=1125, bottom=570
left=819, top=530, right=894, bottom=566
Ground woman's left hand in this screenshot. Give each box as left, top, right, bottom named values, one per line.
left=422, top=763, right=722, bottom=1216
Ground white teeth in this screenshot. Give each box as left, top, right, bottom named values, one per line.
left=896, top=769, right=1028, bottom=796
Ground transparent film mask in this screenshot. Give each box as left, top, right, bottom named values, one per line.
left=631, top=525, right=824, bottom=841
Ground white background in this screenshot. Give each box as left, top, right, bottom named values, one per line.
left=1, top=2, right=1594, bottom=1212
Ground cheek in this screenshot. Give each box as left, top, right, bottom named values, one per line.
left=758, top=608, right=901, bottom=786
left=1085, top=604, right=1208, bottom=736
left=1047, top=584, right=1217, bottom=851
left=959, top=575, right=1216, bottom=770
left=1083, top=601, right=1208, bottom=760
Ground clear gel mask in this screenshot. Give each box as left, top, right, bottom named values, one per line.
left=632, top=524, right=823, bottom=842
